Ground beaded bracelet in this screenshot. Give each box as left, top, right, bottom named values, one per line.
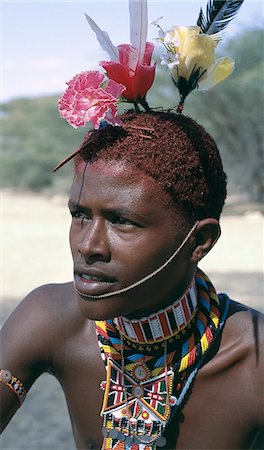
left=0, top=369, right=27, bottom=406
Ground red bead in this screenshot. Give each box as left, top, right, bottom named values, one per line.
left=100, top=380, right=107, bottom=390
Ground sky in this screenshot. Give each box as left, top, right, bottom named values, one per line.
left=1, top=0, right=263, bottom=102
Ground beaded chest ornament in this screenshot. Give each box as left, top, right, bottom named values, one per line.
left=96, top=269, right=230, bottom=450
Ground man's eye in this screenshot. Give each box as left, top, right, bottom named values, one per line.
left=111, top=216, right=134, bottom=226
left=71, top=211, right=87, bottom=219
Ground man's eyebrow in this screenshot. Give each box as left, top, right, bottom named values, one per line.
left=68, top=200, right=83, bottom=209
left=68, top=201, right=132, bottom=214
left=108, top=207, right=137, bottom=216
left=108, top=208, right=152, bottom=224
left=68, top=200, right=148, bottom=220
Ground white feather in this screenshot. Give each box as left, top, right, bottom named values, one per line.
left=129, top=0, right=148, bottom=64
left=85, top=13, right=119, bottom=62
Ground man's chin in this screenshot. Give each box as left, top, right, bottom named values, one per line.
left=76, top=292, right=130, bottom=321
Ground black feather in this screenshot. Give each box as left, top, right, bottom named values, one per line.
left=197, top=0, right=245, bottom=38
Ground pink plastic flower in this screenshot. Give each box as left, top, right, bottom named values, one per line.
left=100, top=42, right=156, bottom=103
left=58, top=71, right=125, bottom=129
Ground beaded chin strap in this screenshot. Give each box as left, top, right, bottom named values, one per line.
left=96, top=269, right=230, bottom=450
left=74, top=221, right=199, bottom=300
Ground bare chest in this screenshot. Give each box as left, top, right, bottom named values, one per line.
left=58, top=343, right=255, bottom=450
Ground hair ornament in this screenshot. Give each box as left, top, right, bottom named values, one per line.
left=56, top=0, right=244, bottom=171
left=58, top=71, right=125, bottom=130
left=153, top=0, right=244, bottom=113
left=58, top=0, right=155, bottom=134
left=91, top=0, right=156, bottom=110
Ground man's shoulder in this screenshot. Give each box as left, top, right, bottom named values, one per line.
left=203, top=297, right=263, bottom=378
left=200, top=298, right=264, bottom=426
left=224, top=299, right=264, bottom=424
left=1, top=281, right=97, bottom=393
left=12, top=281, right=78, bottom=323
left=225, top=298, right=263, bottom=340
left=1, top=282, right=86, bottom=369
left=29, top=280, right=75, bottom=300
left=221, top=299, right=263, bottom=390
left=220, top=298, right=263, bottom=355
left=29, top=281, right=75, bottom=307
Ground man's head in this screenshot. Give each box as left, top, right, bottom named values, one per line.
left=74, top=111, right=227, bottom=223
left=69, top=111, right=226, bottom=319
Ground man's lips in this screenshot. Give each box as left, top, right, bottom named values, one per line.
left=74, top=266, right=118, bottom=296
left=74, top=266, right=117, bottom=282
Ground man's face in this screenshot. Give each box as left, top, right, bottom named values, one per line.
left=69, top=160, right=195, bottom=320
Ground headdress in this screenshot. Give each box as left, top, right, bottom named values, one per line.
left=54, top=0, right=244, bottom=171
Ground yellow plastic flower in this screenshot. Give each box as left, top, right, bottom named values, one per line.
left=178, top=32, right=215, bottom=80
left=198, top=57, right=235, bottom=90
left=160, top=25, right=234, bottom=105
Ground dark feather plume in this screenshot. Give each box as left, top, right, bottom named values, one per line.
left=197, top=0, right=245, bottom=38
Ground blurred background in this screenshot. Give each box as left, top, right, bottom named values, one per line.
left=0, top=0, right=263, bottom=449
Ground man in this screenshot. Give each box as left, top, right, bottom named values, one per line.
left=1, top=111, right=263, bottom=449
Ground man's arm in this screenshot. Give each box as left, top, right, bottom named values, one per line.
left=0, top=285, right=59, bottom=431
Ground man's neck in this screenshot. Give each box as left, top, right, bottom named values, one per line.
left=113, top=278, right=197, bottom=344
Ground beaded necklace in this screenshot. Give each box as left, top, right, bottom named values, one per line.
left=96, top=269, right=230, bottom=450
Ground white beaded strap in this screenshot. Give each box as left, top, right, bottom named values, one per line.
left=75, top=221, right=199, bottom=300
left=0, top=369, right=27, bottom=406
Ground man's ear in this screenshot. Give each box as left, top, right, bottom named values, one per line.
left=190, top=218, right=221, bottom=263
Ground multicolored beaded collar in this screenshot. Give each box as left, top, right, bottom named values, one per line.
left=96, top=269, right=230, bottom=450
left=113, top=280, right=197, bottom=344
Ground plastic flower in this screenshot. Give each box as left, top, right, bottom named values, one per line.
left=156, top=25, right=234, bottom=108
left=58, top=71, right=125, bottom=129
left=100, top=42, right=156, bottom=104
left=85, top=0, right=155, bottom=108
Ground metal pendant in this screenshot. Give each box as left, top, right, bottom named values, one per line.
left=117, top=431, right=126, bottom=441
left=132, top=435, right=141, bottom=444
left=125, top=435, right=133, bottom=446
left=133, top=364, right=149, bottom=381
left=139, top=434, right=153, bottom=443
left=132, top=384, right=144, bottom=398
left=109, top=428, right=119, bottom=439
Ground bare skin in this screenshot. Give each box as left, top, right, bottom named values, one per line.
left=1, top=161, right=263, bottom=449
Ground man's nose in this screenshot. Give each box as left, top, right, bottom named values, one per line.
left=77, top=218, right=111, bottom=262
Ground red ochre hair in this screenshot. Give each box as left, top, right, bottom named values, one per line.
left=74, top=111, right=227, bottom=221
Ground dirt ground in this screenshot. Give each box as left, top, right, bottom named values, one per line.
left=0, top=191, right=263, bottom=449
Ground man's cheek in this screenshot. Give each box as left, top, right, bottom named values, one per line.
left=69, top=237, right=77, bottom=257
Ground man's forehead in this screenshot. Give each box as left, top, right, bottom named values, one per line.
left=70, top=159, right=178, bottom=216
left=73, top=159, right=159, bottom=193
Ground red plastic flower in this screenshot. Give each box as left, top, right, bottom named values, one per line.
left=100, top=42, right=156, bottom=103
left=58, top=71, right=125, bottom=129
